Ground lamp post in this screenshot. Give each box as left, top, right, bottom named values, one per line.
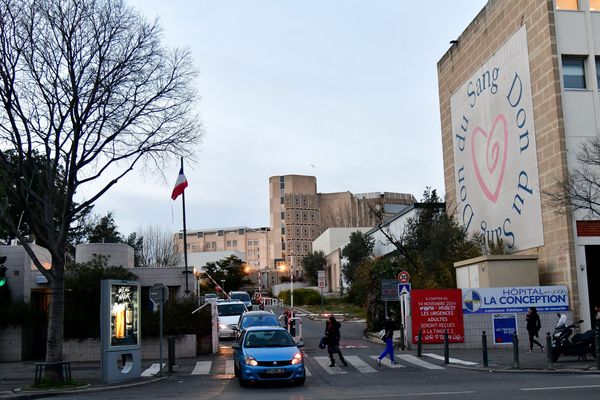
left=193, top=267, right=202, bottom=303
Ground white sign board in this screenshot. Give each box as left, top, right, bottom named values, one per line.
left=317, top=270, right=326, bottom=288
left=462, top=286, right=569, bottom=314
left=450, top=26, right=543, bottom=252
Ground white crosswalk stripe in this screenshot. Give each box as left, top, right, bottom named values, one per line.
left=313, top=356, right=347, bottom=374
left=370, top=355, right=405, bottom=368
left=397, top=354, right=445, bottom=369
left=191, top=361, right=212, bottom=375
left=344, top=355, right=377, bottom=373
left=423, top=353, right=478, bottom=366
left=225, top=360, right=235, bottom=375
left=304, top=366, right=312, bottom=376
left=141, top=363, right=166, bottom=377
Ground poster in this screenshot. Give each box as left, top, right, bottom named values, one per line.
left=493, top=313, right=517, bottom=345
left=411, top=289, right=464, bottom=344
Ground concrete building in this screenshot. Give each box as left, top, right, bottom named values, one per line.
left=438, top=0, right=600, bottom=328
left=76, top=243, right=134, bottom=269
left=312, top=227, right=371, bottom=293
left=268, top=174, right=415, bottom=279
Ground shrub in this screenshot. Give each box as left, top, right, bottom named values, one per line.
left=277, top=288, right=321, bottom=306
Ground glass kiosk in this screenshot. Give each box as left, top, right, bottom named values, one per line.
left=101, top=280, right=141, bottom=383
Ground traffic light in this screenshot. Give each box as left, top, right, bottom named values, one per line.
left=0, top=256, right=6, bottom=287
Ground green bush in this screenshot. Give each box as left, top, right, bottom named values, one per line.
left=277, top=288, right=321, bottom=306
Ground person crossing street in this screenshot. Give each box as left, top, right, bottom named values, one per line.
left=376, top=312, right=398, bottom=366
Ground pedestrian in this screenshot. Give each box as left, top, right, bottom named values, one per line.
left=324, top=315, right=347, bottom=367
left=594, top=304, right=600, bottom=330
left=526, top=306, right=544, bottom=353
left=376, top=312, right=398, bottom=366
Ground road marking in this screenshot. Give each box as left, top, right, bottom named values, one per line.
left=397, top=354, right=445, bottom=370
left=141, top=363, right=166, bottom=376
left=304, top=366, right=312, bottom=376
left=308, top=391, right=477, bottom=399
left=225, top=360, right=234, bottom=375
left=521, top=384, right=600, bottom=391
left=191, top=361, right=212, bottom=375
left=344, top=355, right=377, bottom=373
left=370, top=356, right=405, bottom=368
left=313, top=356, right=347, bottom=374
left=423, top=353, right=478, bottom=366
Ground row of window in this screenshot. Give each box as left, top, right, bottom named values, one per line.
left=561, top=56, right=600, bottom=89
left=557, top=0, right=600, bottom=11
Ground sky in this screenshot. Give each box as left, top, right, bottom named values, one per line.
left=91, top=0, right=488, bottom=236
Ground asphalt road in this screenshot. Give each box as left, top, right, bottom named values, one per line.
left=43, top=310, right=600, bottom=400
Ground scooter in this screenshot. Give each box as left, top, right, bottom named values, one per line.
left=551, top=313, right=596, bottom=362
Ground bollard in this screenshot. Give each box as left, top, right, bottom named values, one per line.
left=443, top=330, right=449, bottom=365
left=417, top=329, right=423, bottom=358
left=168, top=337, right=176, bottom=373
left=482, top=331, right=488, bottom=368
left=546, top=332, right=553, bottom=370
left=596, top=328, right=600, bottom=371
left=512, top=332, right=520, bottom=369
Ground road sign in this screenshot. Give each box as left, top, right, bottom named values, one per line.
left=398, top=283, right=411, bottom=296
left=149, top=283, right=169, bottom=305
left=381, top=279, right=400, bottom=302
left=398, top=270, right=410, bottom=283
left=317, top=270, right=326, bottom=288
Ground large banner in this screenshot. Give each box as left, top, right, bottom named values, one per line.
left=462, top=286, right=569, bottom=314
left=450, top=26, right=543, bottom=252
left=411, top=289, right=464, bottom=344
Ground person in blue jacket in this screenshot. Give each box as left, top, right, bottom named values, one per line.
left=376, top=311, right=398, bottom=366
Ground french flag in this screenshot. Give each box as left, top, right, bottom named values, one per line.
left=171, top=167, right=188, bottom=200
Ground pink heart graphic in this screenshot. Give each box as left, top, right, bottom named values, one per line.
left=471, top=114, right=508, bottom=203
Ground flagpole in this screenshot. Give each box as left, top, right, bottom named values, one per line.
left=181, top=157, right=190, bottom=294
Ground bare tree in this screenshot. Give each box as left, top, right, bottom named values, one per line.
left=138, top=225, right=182, bottom=268
left=546, top=138, right=600, bottom=217
left=0, top=0, right=202, bottom=374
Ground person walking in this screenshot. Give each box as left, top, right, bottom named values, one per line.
left=376, top=312, right=398, bottom=366
left=526, top=307, right=544, bottom=353
left=594, top=304, right=600, bottom=330
left=325, top=315, right=347, bottom=367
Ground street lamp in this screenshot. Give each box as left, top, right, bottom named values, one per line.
left=193, top=267, right=202, bottom=301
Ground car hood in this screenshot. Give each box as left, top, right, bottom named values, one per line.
left=244, top=346, right=300, bottom=361
left=219, top=315, right=241, bottom=325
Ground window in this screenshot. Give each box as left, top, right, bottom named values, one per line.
left=281, top=226, right=285, bottom=234
left=281, top=211, right=285, bottom=219
left=280, top=196, right=284, bottom=204
left=192, top=243, right=197, bottom=250
left=226, top=240, right=231, bottom=246
left=556, top=0, right=578, bottom=10
left=238, top=228, right=245, bottom=235
left=596, top=57, right=600, bottom=88
left=232, top=240, right=237, bottom=246
left=196, top=232, right=203, bottom=238
left=562, top=57, right=585, bottom=89
left=592, top=0, right=600, bottom=11
left=253, top=240, right=259, bottom=245
left=218, top=230, right=224, bottom=236
left=282, top=243, right=286, bottom=250
left=279, top=176, right=284, bottom=183
left=211, top=242, right=217, bottom=249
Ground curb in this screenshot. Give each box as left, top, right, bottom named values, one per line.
left=447, top=363, right=600, bottom=374
left=3, top=376, right=166, bottom=399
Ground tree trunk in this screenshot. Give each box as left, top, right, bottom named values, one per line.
left=44, top=263, right=66, bottom=382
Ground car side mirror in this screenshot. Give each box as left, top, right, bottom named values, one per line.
left=232, top=343, right=241, bottom=350
left=295, top=340, right=304, bottom=348
left=232, top=326, right=239, bottom=331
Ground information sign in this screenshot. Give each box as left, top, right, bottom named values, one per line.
left=411, top=289, right=464, bottom=344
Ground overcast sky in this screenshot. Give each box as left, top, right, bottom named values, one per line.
left=90, top=0, right=488, bottom=236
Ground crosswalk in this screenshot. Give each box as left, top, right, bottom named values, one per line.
left=141, top=353, right=477, bottom=377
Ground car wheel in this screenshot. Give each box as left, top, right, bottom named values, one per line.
left=294, top=376, right=305, bottom=386
left=238, top=375, right=250, bottom=387
left=234, top=362, right=239, bottom=377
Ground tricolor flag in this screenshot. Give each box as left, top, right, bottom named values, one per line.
left=171, top=167, right=188, bottom=200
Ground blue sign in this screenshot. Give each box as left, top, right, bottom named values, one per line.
left=493, top=313, right=517, bottom=345
left=398, top=283, right=411, bottom=296
left=462, top=286, right=569, bottom=314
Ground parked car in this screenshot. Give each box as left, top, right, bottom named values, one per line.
left=204, top=293, right=218, bottom=302
left=232, top=326, right=305, bottom=387
left=230, top=291, right=252, bottom=310
left=235, top=310, right=279, bottom=339
left=217, top=300, right=248, bottom=339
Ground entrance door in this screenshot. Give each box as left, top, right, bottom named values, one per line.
left=584, top=245, right=600, bottom=325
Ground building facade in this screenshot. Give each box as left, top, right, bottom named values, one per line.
left=268, top=175, right=415, bottom=279
left=438, top=0, right=600, bottom=328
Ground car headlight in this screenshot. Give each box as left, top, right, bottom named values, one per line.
left=219, top=324, right=228, bottom=330
left=244, top=356, right=258, bottom=366
left=291, top=352, right=303, bottom=365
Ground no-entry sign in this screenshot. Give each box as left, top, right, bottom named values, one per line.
left=398, top=271, right=410, bottom=283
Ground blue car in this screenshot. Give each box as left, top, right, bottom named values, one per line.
left=232, top=326, right=305, bottom=387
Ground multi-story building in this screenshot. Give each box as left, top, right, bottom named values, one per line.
left=268, top=175, right=415, bottom=278
left=438, top=0, right=600, bottom=328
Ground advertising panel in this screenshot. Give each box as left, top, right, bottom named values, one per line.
left=450, top=25, right=544, bottom=252
left=109, top=282, right=140, bottom=347
left=381, top=279, right=400, bottom=302
left=411, top=289, right=464, bottom=344
left=462, top=286, right=569, bottom=314
left=492, top=313, right=517, bottom=345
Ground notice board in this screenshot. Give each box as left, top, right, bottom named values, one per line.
left=411, top=289, right=464, bottom=344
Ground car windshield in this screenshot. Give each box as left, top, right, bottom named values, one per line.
left=231, top=293, right=250, bottom=302
left=241, top=315, right=279, bottom=329
left=244, top=330, right=295, bottom=348
left=218, top=303, right=247, bottom=316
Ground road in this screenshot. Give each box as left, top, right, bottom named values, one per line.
left=49, top=309, right=600, bottom=400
